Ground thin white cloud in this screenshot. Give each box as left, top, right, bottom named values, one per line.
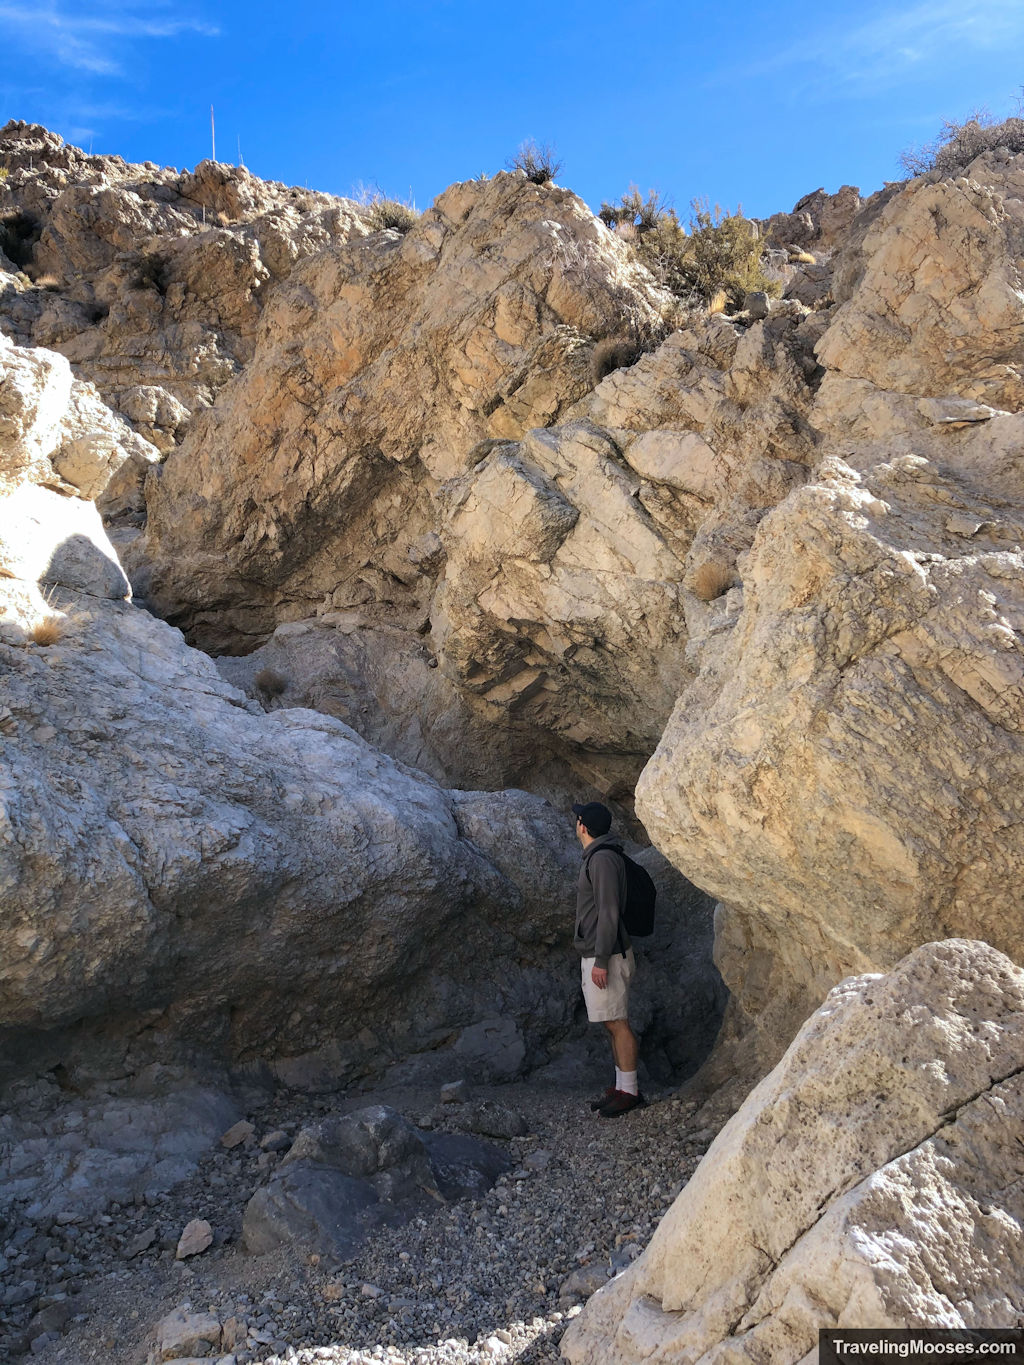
left=714, top=0, right=1024, bottom=96
left=0, top=1, right=218, bottom=77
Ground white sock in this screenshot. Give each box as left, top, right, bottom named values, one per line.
left=614, top=1068, right=625, bottom=1092
left=619, top=1070, right=639, bottom=1096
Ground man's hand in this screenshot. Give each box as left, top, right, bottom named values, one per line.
left=591, top=965, right=608, bottom=989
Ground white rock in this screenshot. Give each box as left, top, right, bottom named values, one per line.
left=562, top=940, right=1024, bottom=1363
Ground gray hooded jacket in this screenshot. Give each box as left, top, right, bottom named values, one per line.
left=573, top=834, right=630, bottom=969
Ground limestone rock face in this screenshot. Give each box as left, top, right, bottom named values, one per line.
left=562, top=941, right=1024, bottom=1365
left=138, top=172, right=670, bottom=649
left=637, top=151, right=1024, bottom=1072
left=0, top=120, right=367, bottom=427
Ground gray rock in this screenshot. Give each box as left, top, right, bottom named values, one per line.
left=258, top=1130, right=291, bottom=1152
left=242, top=1105, right=509, bottom=1257
left=456, top=1100, right=529, bottom=1140
left=439, top=1080, right=467, bottom=1105
left=742, top=290, right=771, bottom=319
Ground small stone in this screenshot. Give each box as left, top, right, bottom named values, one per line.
left=522, top=1149, right=551, bottom=1172
left=360, top=1283, right=381, bottom=1298
left=175, top=1220, right=214, bottom=1260
left=743, top=290, right=770, bottom=320
left=221, top=1316, right=245, bottom=1349
left=126, top=1226, right=158, bottom=1258
left=154, top=1305, right=222, bottom=1358
left=220, top=1121, right=255, bottom=1149
left=440, top=1081, right=467, bottom=1104
left=259, top=1130, right=291, bottom=1152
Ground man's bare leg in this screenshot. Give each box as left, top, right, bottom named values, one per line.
left=604, top=1018, right=638, bottom=1072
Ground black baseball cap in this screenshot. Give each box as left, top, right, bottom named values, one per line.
left=572, top=801, right=612, bottom=836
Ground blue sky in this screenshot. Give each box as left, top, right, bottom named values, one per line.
left=2, top=0, right=1023, bottom=220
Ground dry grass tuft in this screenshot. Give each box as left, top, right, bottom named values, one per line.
left=31, top=614, right=64, bottom=646
left=254, top=667, right=287, bottom=698
left=691, top=560, right=735, bottom=602
left=707, top=289, right=728, bottom=316
left=788, top=250, right=816, bottom=265
left=365, top=195, right=419, bottom=234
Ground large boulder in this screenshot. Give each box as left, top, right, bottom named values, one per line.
left=637, top=153, right=1024, bottom=1076
left=562, top=940, right=1024, bottom=1364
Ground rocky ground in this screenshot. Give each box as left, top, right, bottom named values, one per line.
left=2, top=1077, right=718, bottom=1365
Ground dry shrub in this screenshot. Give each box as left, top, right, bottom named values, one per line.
left=0, top=208, right=42, bottom=269
left=599, top=186, right=670, bottom=236
left=691, top=560, right=734, bottom=602
left=365, top=195, right=419, bottom=233
left=506, top=139, right=562, bottom=185
left=590, top=335, right=643, bottom=385
left=30, top=271, right=60, bottom=290
left=254, top=667, right=287, bottom=698
left=31, top=614, right=64, bottom=646
left=788, top=250, right=816, bottom=265
left=899, top=111, right=1024, bottom=177
left=707, top=289, right=728, bottom=315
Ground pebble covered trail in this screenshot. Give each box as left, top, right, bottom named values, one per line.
left=8, top=1080, right=719, bottom=1365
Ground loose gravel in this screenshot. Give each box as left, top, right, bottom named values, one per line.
left=4, top=1079, right=720, bottom=1365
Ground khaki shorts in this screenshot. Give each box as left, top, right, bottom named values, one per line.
left=581, top=949, right=635, bottom=1023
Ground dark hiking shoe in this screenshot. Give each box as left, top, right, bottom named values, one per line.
left=598, top=1089, right=645, bottom=1119
left=589, top=1087, right=617, bottom=1111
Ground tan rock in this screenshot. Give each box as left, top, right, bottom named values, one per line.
left=138, top=171, right=670, bottom=650
left=562, top=941, right=1024, bottom=1364
left=637, top=150, right=1024, bottom=1078
left=154, top=1305, right=221, bottom=1356
left=817, top=174, right=1024, bottom=410
left=174, top=1219, right=214, bottom=1260
left=219, top=1120, right=254, bottom=1149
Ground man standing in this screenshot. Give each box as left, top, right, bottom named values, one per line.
left=572, top=801, right=642, bottom=1117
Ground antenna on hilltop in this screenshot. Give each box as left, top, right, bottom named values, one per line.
left=210, top=104, right=216, bottom=162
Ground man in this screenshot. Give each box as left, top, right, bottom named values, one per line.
left=572, top=800, right=643, bottom=1117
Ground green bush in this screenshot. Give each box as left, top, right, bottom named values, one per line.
left=678, top=200, right=779, bottom=306
left=506, top=139, right=562, bottom=185
left=601, top=190, right=779, bottom=308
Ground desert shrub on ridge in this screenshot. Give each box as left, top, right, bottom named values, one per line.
left=900, top=110, right=1024, bottom=177
left=506, top=139, right=562, bottom=185
left=599, top=188, right=779, bottom=308
left=365, top=195, right=419, bottom=233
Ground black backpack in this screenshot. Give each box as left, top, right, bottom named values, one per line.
left=586, top=843, right=657, bottom=938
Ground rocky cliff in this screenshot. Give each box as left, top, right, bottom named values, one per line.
left=3, top=113, right=1024, bottom=1365
left=4, top=116, right=1024, bottom=1092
